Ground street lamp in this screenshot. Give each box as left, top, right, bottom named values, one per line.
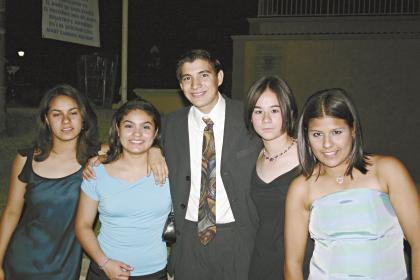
left=17, top=50, right=25, bottom=57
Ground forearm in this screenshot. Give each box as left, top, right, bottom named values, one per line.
left=75, top=225, right=108, bottom=266
left=0, top=211, right=21, bottom=264
left=411, top=243, right=420, bottom=280
left=284, top=261, right=304, bottom=280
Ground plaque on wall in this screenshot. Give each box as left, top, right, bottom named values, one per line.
left=255, top=44, right=283, bottom=77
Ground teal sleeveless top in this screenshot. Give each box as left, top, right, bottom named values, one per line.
left=309, top=188, right=407, bottom=279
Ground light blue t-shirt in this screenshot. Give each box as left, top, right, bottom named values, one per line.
left=81, top=164, right=171, bottom=276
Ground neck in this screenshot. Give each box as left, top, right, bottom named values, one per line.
left=120, top=151, right=149, bottom=168
left=51, top=140, right=78, bottom=157
left=321, top=164, right=349, bottom=178
left=262, top=134, right=292, bottom=156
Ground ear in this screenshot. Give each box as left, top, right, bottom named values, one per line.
left=179, top=81, right=184, bottom=91
left=116, top=124, right=120, bottom=137
left=44, top=115, right=49, bottom=126
left=351, top=123, right=356, bottom=138
left=154, top=128, right=159, bottom=139
left=217, top=70, right=224, bottom=87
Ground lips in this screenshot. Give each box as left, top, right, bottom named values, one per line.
left=61, top=127, right=73, bottom=132
left=322, top=150, right=338, bottom=158
left=191, top=91, right=205, bottom=97
left=129, top=140, right=145, bottom=144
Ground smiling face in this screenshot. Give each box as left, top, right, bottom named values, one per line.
left=117, top=109, right=157, bottom=156
left=251, top=89, right=285, bottom=141
left=45, top=95, right=83, bottom=143
left=179, top=58, right=223, bottom=114
left=308, top=116, right=354, bottom=169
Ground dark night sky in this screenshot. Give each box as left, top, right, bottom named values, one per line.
left=6, top=0, right=258, bottom=97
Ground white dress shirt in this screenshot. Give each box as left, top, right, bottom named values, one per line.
left=185, top=94, right=235, bottom=223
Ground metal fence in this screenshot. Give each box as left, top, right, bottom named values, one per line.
left=258, top=0, right=420, bottom=16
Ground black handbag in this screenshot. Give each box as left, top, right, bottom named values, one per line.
left=162, top=208, right=176, bottom=244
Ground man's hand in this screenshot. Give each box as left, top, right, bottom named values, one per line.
left=82, top=155, right=103, bottom=180
left=148, top=147, right=169, bottom=185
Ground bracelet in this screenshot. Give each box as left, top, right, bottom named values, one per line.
left=98, top=257, right=111, bottom=270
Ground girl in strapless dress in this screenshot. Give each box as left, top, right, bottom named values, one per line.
left=284, top=88, right=419, bottom=280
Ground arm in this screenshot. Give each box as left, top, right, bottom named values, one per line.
left=0, top=154, right=27, bottom=279
left=147, top=146, right=169, bottom=185
left=284, top=177, right=311, bottom=280
left=379, top=156, right=420, bottom=279
left=75, top=192, right=133, bottom=279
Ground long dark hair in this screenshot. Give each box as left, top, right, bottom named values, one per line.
left=297, top=88, right=369, bottom=178
left=104, top=98, right=161, bottom=164
left=244, top=76, right=298, bottom=137
left=34, top=84, right=99, bottom=165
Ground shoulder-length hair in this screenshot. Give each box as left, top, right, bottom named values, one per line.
left=244, top=76, right=298, bottom=137
left=297, top=88, right=369, bottom=178
left=104, top=98, right=161, bottom=164
left=35, top=84, right=99, bottom=165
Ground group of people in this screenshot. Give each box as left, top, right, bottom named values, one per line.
left=0, top=48, right=418, bottom=280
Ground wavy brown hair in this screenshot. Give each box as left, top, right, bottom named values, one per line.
left=34, top=84, right=99, bottom=164
left=103, top=98, right=161, bottom=164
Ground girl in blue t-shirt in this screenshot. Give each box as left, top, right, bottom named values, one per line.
left=75, top=98, right=171, bottom=280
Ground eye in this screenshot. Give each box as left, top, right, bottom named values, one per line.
left=70, top=111, right=79, bottom=116
left=332, top=129, right=343, bottom=135
left=123, top=123, right=133, bottom=129
left=311, top=132, right=322, bottom=138
left=52, top=112, right=61, bottom=117
left=253, top=109, right=262, bottom=115
left=182, top=76, right=191, bottom=82
left=201, top=73, right=209, bottom=78
left=271, top=108, right=281, bottom=113
left=143, top=124, right=152, bottom=130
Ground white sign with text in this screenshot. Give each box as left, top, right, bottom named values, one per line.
left=42, top=0, right=100, bottom=47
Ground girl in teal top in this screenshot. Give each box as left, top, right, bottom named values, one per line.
left=76, top=99, right=171, bottom=280
left=284, top=88, right=420, bottom=279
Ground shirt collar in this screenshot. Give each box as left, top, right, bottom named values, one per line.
left=190, top=93, right=225, bottom=129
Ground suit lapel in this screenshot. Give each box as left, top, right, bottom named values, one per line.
left=221, top=98, right=241, bottom=168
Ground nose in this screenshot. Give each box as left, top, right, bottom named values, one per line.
left=134, top=127, right=143, bottom=136
left=262, top=111, right=271, bottom=123
left=63, top=114, right=70, bottom=123
left=322, top=134, right=332, bottom=148
left=191, top=77, right=201, bottom=89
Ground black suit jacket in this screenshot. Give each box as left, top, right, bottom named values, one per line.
left=161, top=97, right=261, bottom=275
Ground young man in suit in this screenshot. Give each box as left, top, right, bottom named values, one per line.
left=160, top=49, right=261, bottom=280
left=83, top=49, right=261, bottom=280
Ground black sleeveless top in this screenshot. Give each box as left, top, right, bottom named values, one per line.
left=4, top=148, right=83, bottom=280
left=248, top=165, right=312, bottom=280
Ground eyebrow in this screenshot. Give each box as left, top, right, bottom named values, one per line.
left=180, top=69, right=212, bottom=79
left=122, top=120, right=153, bottom=125
left=254, top=105, right=281, bottom=108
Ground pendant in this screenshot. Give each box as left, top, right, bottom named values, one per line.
left=336, top=176, right=344, bottom=184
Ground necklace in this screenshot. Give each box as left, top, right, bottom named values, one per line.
left=262, top=139, right=296, bottom=162
left=336, top=175, right=344, bottom=184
